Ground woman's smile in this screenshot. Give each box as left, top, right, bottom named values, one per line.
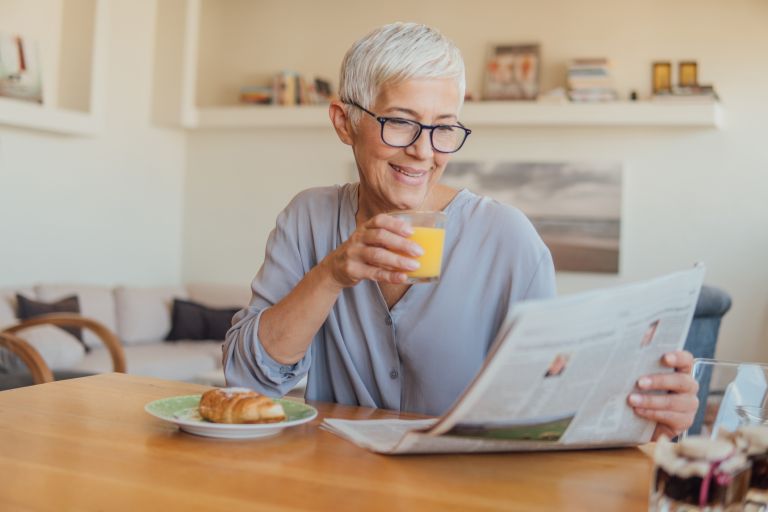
left=389, top=163, right=431, bottom=185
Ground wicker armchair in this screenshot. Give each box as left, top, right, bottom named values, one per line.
left=0, top=313, right=125, bottom=387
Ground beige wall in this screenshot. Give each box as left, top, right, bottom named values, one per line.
left=0, top=0, right=187, bottom=286
left=1, top=1, right=765, bottom=364
left=184, top=0, right=768, bottom=363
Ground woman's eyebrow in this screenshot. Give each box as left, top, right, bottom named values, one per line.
left=384, top=107, right=457, bottom=121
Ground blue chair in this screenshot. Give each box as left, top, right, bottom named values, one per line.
left=682, top=285, right=733, bottom=435
left=683, top=285, right=733, bottom=359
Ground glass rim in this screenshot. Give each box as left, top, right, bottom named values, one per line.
left=388, top=209, right=447, bottom=217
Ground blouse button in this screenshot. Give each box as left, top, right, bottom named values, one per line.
left=385, top=316, right=393, bottom=326
left=389, top=369, right=399, bottom=379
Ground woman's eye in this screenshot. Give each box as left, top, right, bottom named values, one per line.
left=387, top=118, right=414, bottom=127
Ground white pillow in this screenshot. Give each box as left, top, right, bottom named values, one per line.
left=1, top=325, right=86, bottom=371
left=115, top=286, right=187, bottom=345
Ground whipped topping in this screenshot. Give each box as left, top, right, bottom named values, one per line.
left=737, top=425, right=768, bottom=454
left=654, top=436, right=748, bottom=478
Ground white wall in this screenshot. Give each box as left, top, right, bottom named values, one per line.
left=184, top=0, right=768, bottom=363
left=0, top=0, right=187, bottom=286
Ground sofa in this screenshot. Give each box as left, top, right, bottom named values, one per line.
left=0, top=282, right=732, bottom=400
left=0, top=283, right=252, bottom=388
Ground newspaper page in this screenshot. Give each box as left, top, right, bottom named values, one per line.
left=321, top=265, right=705, bottom=454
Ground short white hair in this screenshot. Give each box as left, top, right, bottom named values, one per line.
left=339, top=22, right=466, bottom=125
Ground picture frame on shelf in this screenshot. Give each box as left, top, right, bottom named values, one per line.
left=678, top=61, right=698, bottom=87
left=483, top=43, right=540, bottom=101
left=0, top=33, right=43, bottom=104
left=651, top=61, right=672, bottom=95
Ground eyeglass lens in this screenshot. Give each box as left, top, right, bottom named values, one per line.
left=382, top=119, right=466, bottom=152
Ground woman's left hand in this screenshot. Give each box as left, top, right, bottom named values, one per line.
left=627, top=350, right=699, bottom=441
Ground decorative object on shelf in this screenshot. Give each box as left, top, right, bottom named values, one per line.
left=651, top=60, right=719, bottom=103
left=567, top=58, right=618, bottom=102
left=441, top=160, right=622, bottom=274
left=0, top=33, right=43, bottom=104
left=651, top=61, right=673, bottom=95
left=678, top=61, right=698, bottom=87
left=483, top=43, right=540, bottom=100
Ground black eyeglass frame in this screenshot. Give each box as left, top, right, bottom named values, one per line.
left=346, top=101, right=472, bottom=154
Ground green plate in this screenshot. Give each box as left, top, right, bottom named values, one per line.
left=145, top=394, right=317, bottom=439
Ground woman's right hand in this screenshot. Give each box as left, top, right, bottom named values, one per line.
left=321, top=213, right=424, bottom=287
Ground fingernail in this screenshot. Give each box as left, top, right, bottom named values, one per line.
left=629, top=394, right=643, bottom=406
left=401, top=223, right=414, bottom=236
left=404, top=259, right=420, bottom=270
left=665, top=353, right=677, bottom=365
left=638, top=377, right=651, bottom=389
left=411, top=243, right=424, bottom=256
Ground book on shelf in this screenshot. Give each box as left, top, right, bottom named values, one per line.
left=567, top=58, right=618, bottom=103
left=651, top=85, right=719, bottom=103
left=239, top=85, right=272, bottom=104
left=240, top=72, right=335, bottom=107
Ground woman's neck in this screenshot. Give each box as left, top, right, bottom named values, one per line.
left=355, top=183, right=458, bottom=225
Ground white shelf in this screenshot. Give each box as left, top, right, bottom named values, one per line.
left=183, top=101, right=723, bottom=130
left=0, top=97, right=101, bottom=135
left=177, top=1, right=722, bottom=132
left=0, top=0, right=107, bottom=136
left=460, top=101, right=723, bottom=128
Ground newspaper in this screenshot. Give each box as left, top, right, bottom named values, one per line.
left=321, top=264, right=706, bottom=454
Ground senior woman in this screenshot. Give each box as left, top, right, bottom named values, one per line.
left=224, top=22, right=698, bottom=440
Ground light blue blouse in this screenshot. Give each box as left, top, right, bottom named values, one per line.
left=223, top=183, right=556, bottom=416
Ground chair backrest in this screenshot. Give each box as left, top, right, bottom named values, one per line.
left=682, top=285, right=732, bottom=359
left=684, top=358, right=768, bottom=438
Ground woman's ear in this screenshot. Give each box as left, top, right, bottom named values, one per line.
left=329, top=100, right=354, bottom=146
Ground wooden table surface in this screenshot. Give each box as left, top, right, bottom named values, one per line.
left=0, top=373, right=654, bottom=511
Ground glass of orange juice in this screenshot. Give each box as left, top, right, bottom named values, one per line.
left=389, top=211, right=446, bottom=283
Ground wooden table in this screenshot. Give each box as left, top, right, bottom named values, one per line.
left=0, top=374, right=654, bottom=511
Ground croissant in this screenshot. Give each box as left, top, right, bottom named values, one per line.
left=198, top=388, right=286, bottom=424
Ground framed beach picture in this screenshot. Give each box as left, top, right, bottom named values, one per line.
left=442, top=160, right=623, bottom=274
left=483, top=43, right=540, bottom=100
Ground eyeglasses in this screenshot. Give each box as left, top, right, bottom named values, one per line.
left=346, top=101, right=471, bottom=154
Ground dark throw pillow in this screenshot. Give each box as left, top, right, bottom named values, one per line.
left=15, top=293, right=89, bottom=352
left=166, top=298, right=239, bottom=341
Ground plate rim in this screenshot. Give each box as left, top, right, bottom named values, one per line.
left=144, top=394, right=318, bottom=431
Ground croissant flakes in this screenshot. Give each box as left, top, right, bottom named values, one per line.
left=199, top=387, right=286, bottom=424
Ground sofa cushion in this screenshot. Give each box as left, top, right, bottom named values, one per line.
left=69, top=341, right=223, bottom=382
left=166, top=299, right=239, bottom=341
left=115, top=286, right=188, bottom=345
left=0, top=325, right=86, bottom=372
left=35, top=285, right=118, bottom=350
left=17, top=325, right=86, bottom=370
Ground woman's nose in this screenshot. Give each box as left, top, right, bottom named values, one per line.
left=405, top=128, right=434, bottom=160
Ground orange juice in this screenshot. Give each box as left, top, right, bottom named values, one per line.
left=407, top=226, right=446, bottom=280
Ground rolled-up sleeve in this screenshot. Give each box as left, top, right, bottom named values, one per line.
left=222, top=197, right=314, bottom=397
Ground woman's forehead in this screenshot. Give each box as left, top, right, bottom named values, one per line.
left=375, top=78, right=461, bottom=116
